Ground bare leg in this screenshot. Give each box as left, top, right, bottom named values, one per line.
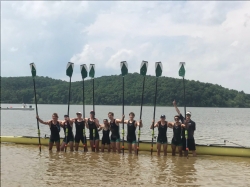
left=90, top=140, right=94, bottom=152
left=107, top=144, right=111, bottom=152
left=192, top=150, right=196, bottom=157
left=56, top=142, right=60, bottom=152
left=157, top=143, right=161, bottom=156
left=171, top=144, right=176, bottom=156
left=111, top=142, right=116, bottom=152
left=101, top=144, right=105, bottom=152
left=69, top=141, right=74, bottom=152
left=178, top=146, right=183, bottom=156
left=116, top=142, right=121, bottom=153
left=163, top=144, right=168, bottom=156
left=75, top=143, right=79, bottom=151
left=60, top=142, right=66, bottom=152
left=49, top=142, right=53, bottom=151
left=95, top=140, right=99, bottom=152
left=128, top=143, right=132, bottom=154
left=133, top=143, right=137, bottom=154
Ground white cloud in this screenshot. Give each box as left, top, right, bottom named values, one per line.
left=1, top=1, right=250, bottom=93
left=10, top=47, right=18, bottom=52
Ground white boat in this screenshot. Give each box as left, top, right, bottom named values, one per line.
left=1, top=105, right=34, bottom=111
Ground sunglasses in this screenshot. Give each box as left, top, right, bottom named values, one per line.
left=174, top=118, right=179, bottom=120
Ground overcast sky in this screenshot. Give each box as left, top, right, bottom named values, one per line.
left=1, top=1, right=250, bottom=93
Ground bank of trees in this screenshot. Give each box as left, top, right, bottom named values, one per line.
left=1, top=73, right=250, bottom=107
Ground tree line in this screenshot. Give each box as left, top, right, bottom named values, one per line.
left=1, top=73, right=250, bottom=107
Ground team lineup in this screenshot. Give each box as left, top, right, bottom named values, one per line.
left=36, top=100, right=196, bottom=157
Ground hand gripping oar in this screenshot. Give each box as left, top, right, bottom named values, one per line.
left=179, top=62, right=188, bottom=157
left=137, top=61, right=148, bottom=155
left=151, top=62, right=163, bottom=155
left=65, top=62, right=74, bottom=152
left=29, top=63, right=41, bottom=152
left=80, top=64, right=88, bottom=152
left=120, top=61, right=128, bottom=155
left=89, top=64, right=96, bottom=151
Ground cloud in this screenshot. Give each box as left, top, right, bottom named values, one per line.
left=1, top=1, right=250, bottom=93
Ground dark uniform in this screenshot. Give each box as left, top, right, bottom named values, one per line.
left=110, top=119, right=120, bottom=142
left=171, top=123, right=182, bottom=146
left=49, top=121, right=60, bottom=143
left=63, top=121, right=74, bottom=143
left=74, top=119, right=87, bottom=144
left=157, top=121, right=168, bottom=144
left=102, top=128, right=110, bottom=145
left=88, top=118, right=100, bottom=140
left=127, top=120, right=137, bottom=144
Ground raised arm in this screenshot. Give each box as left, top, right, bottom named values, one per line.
left=137, top=120, right=143, bottom=127
left=36, top=116, right=51, bottom=125
left=167, top=122, right=174, bottom=128
left=115, top=115, right=125, bottom=124
left=98, top=124, right=104, bottom=131
left=173, top=100, right=181, bottom=115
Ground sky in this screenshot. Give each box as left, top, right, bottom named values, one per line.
left=1, top=1, right=250, bottom=93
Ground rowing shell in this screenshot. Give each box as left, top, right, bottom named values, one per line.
left=0, top=136, right=249, bottom=157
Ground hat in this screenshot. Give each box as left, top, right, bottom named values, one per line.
left=64, top=114, right=69, bottom=117
left=90, top=110, right=95, bottom=115
left=76, top=112, right=82, bottom=115
left=186, top=111, right=191, bottom=116
left=160, top=115, right=166, bottom=118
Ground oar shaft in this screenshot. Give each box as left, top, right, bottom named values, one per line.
left=151, top=77, right=158, bottom=155
left=68, top=77, right=72, bottom=115
left=137, top=76, right=146, bottom=155
left=92, top=79, right=95, bottom=111
left=32, top=78, right=41, bottom=152
left=83, top=79, right=86, bottom=151
left=122, top=76, right=125, bottom=155
left=65, top=76, right=72, bottom=152
left=183, top=77, right=186, bottom=118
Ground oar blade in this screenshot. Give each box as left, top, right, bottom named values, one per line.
left=89, top=64, right=95, bottom=78
left=155, top=62, right=163, bottom=77
left=29, top=63, right=36, bottom=77
left=80, top=64, right=88, bottom=79
left=120, top=61, right=128, bottom=76
left=140, top=61, right=148, bottom=76
left=179, top=62, right=186, bottom=77
left=66, top=62, right=74, bottom=77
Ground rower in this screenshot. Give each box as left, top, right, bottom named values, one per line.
left=36, top=113, right=62, bottom=152
left=108, top=112, right=124, bottom=153
left=72, top=112, right=88, bottom=152
left=85, top=111, right=100, bottom=152
left=60, top=115, right=74, bottom=152
left=173, top=100, right=196, bottom=157
left=168, top=115, right=185, bottom=156
left=151, top=115, right=170, bottom=156
left=99, top=119, right=111, bottom=152
left=124, top=112, right=143, bottom=154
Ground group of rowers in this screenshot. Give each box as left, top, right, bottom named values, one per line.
left=36, top=100, right=196, bottom=156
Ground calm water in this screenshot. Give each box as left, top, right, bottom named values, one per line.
left=1, top=104, right=250, bottom=146
left=1, top=104, right=250, bottom=186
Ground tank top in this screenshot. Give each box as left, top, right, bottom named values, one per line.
left=88, top=118, right=98, bottom=136
left=102, top=127, right=110, bottom=139
left=63, top=121, right=73, bottom=138
left=158, top=121, right=168, bottom=139
left=75, top=119, right=85, bottom=137
left=173, top=123, right=182, bottom=141
left=110, top=119, right=119, bottom=137
left=50, top=121, right=60, bottom=139
left=127, top=120, right=136, bottom=138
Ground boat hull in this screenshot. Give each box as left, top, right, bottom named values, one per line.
left=0, top=136, right=249, bottom=157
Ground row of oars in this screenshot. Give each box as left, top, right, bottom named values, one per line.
left=30, top=61, right=188, bottom=155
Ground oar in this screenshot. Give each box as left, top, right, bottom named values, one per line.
left=80, top=64, right=88, bottom=152
left=137, top=61, right=148, bottom=155
left=179, top=62, right=188, bottom=157
left=151, top=62, right=163, bottom=155
left=29, top=63, right=41, bottom=152
left=65, top=62, right=74, bottom=152
left=120, top=61, right=128, bottom=155
left=89, top=64, right=95, bottom=151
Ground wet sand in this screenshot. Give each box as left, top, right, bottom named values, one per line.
left=1, top=144, right=250, bottom=187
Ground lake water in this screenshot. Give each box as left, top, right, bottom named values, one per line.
left=1, top=104, right=250, bottom=186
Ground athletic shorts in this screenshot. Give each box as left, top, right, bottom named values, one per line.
left=171, top=138, right=182, bottom=146
left=75, top=136, right=87, bottom=144
left=89, top=133, right=100, bottom=141
left=157, top=137, right=168, bottom=144
left=102, top=137, right=110, bottom=145
left=49, top=136, right=60, bottom=143
left=182, top=138, right=196, bottom=151
left=63, top=136, right=74, bottom=144
left=110, top=135, right=120, bottom=143
left=127, top=136, right=137, bottom=144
